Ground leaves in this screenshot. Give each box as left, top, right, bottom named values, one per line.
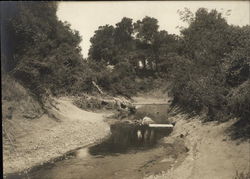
left=2, top=2, right=87, bottom=96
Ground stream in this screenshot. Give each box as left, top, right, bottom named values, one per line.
left=6, top=104, right=187, bottom=179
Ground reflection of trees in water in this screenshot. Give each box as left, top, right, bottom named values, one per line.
left=89, top=123, right=173, bottom=156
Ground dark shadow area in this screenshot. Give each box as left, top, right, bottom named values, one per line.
left=227, top=118, right=250, bottom=140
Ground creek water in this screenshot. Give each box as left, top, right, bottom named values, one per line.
left=7, top=104, right=175, bottom=179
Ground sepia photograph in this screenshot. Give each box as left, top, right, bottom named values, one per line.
left=1, top=1, right=250, bottom=179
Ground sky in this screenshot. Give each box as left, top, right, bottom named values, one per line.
left=57, top=1, right=250, bottom=58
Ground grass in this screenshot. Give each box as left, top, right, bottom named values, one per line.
left=2, top=75, right=43, bottom=121
left=2, top=75, right=30, bottom=102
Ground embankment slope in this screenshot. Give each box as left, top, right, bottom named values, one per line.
left=146, top=114, right=250, bottom=179
left=3, top=97, right=110, bottom=175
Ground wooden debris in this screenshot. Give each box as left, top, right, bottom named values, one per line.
left=92, top=81, right=104, bottom=95
left=149, top=124, right=174, bottom=128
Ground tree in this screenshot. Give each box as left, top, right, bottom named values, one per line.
left=224, top=25, right=250, bottom=134
left=88, top=25, right=116, bottom=65
left=152, top=30, right=181, bottom=73
left=89, top=17, right=136, bottom=66
left=167, top=8, right=232, bottom=120
left=133, top=16, right=159, bottom=72
left=134, top=16, right=159, bottom=44
left=114, top=17, right=134, bottom=49
left=224, top=25, right=250, bottom=86
left=180, top=8, right=229, bottom=66
left=113, top=17, right=136, bottom=68
left=2, top=2, right=87, bottom=96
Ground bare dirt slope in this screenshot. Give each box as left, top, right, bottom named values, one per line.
left=146, top=114, right=250, bottom=179
left=3, top=97, right=110, bottom=175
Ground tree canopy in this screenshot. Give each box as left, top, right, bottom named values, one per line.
left=1, top=2, right=89, bottom=96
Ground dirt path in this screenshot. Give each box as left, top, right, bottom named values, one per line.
left=146, top=114, right=250, bottom=179
left=3, top=97, right=110, bottom=175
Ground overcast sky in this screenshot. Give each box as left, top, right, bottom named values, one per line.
left=57, top=1, right=250, bottom=58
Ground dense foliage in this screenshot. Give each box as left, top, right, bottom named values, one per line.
left=167, top=8, right=249, bottom=138
left=1, top=2, right=93, bottom=97
left=1, top=2, right=249, bottom=137
left=88, top=16, right=179, bottom=96
left=169, top=9, right=249, bottom=120
left=88, top=8, right=249, bottom=137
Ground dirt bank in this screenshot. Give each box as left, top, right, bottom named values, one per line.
left=146, top=114, right=250, bottom=179
left=3, top=97, right=110, bottom=175
left=7, top=94, right=188, bottom=179
left=133, top=91, right=249, bottom=179
left=3, top=92, right=249, bottom=179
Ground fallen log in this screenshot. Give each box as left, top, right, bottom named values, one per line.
left=149, top=124, right=174, bottom=128
left=92, top=81, right=104, bottom=95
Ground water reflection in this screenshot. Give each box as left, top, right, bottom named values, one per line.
left=5, top=104, right=173, bottom=179
left=89, top=122, right=173, bottom=155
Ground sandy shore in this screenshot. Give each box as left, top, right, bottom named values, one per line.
left=146, top=114, right=250, bottom=179
left=3, top=97, right=110, bottom=175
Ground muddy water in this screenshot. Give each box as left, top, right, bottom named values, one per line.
left=6, top=105, right=187, bottom=179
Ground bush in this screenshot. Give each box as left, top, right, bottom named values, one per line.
left=228, top=80, right=250, bottom=120
left=2, top=2, right=90, bottom=98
